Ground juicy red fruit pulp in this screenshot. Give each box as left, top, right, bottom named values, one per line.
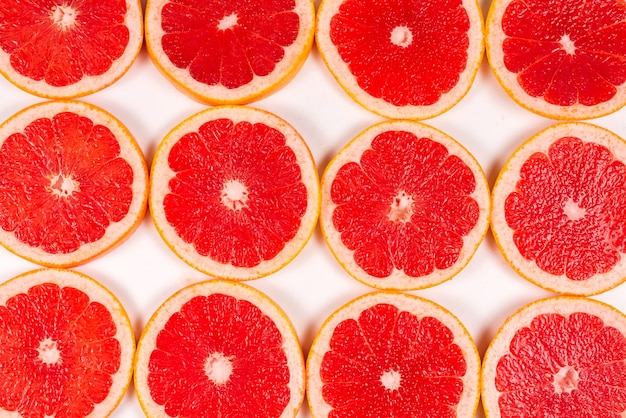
left=0, top=0, right=130, bottom=87
left=160, top=0, right=300, bottom=89
left=501, top=0, right=626, bottom=106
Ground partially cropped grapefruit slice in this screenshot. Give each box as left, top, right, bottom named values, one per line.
left=150, top=105, right=320, bottom=280
left=482, top=296, right=626, bottom=417
left=320, top=120, right=490, bottom=290
left=491, top=122, right=626, bottom=295
left=0, top=0, right=143, bottom=98
left=144, top=0, right=315, bottom=104
left=0, top=100, right=149, bottom=267
left=134, top=279, right=305, bottom=417
left=315, top=0, right=485, bottom=119
left=307, top=291, right=481, bottom=417
left=0, top=268, right=134, bottom=417
left=486, top=0, right=626, bottom=119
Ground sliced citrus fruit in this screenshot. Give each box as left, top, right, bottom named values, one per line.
left=0, top=100, right=149, bottom=267
left=482, top=296, right=626, bottom=417
left=150, top=105, right=320, bottom=280
left=134, top=279, right=305, bottom=417
left=491, top=122, right=626, bottom=296
left=144, top=0, right=315, bottom=104
left=315, top=0, right=485, bottom=120
left=0, top=0, right=143, bottom=99
left=320, top=120, right=490, bottom=290
left=306, top=291, right=481, bottom=417
left=486, top=0, right=626, bottom=120
left=0, top=268, right=134, bottom=417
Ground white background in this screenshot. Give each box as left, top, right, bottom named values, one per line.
left=1, top=0, right=626, bottom=416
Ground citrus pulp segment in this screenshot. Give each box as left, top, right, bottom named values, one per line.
left=0, top=268, right=135, bottom=418
left=491, top=122, right=626, bottom=296
left=320, top=120, right=490, bottom=290
left=306, top=291, right=481, bottom=417
left=134, top=279, right=305, bottom=418
left=144, top=0, right=315, bottom=104
left=482, top=296, right=626, bottom=417
left=0, top=100, right=148, bottom=267
left=0, top=0, right=143, bottom=99
left=486, top=0, right=626, bottom=120
left=315, top=0, right=485, bottom=120
left=149, top=105, right=320, bottom=280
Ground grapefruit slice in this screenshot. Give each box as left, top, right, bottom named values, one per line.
left=320, top=120, right=490, bottom=290
left=482, top=296, right=626, bottom=417
left=486, top=0, right=626, bottom=120
left=144, top=0, right=315, bottom=104
left=0, top=100, right=149, bottom=267
left=0, top=268, right=134, bottom=417
left=150, top=105, right=320, bottom=280
left=315, top=0, right=485, bottom=119
left=491, top=122, right=626, bottom=296
left=0, top=0, right=143, bottom=99
left=306, top=291, right=481, bottom=417
left=134, top=279, right=305, bottom=417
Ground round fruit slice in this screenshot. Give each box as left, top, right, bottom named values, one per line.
left=482, top=296, right=626, bottom=417
left=150, top=105, right=319, bottom=280
left=486, top=0, right=626, bottom=119
left=144, top=0, right=315, bottom=104
left=320, top=120, right=490, bottom=290
left=134, top=279, right=305, bottom=418
left=491, top=122, right=626, bottom=295
left=307, top=291, right=480, bottom=417
left=0, top=100, right=149, bottom=267
left=315, top=0, right=484, bottom=120
left=0, top=0, right=143, bottom=99
left=0, top=268, right=135, bottom=417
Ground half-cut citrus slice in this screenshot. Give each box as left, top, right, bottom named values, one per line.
left=134, top=279, right=305, bottom=417
left=144, top=0, right=315, bottom=104
left=482, top=296, right=626, bottom=417
left=320, top=120, right=490, bottom=290
left=150, top=105, right=320, bottom=280
left=315, top=0, right=485, bottom=119
left=0, top=0, right=143, bottom=99
left=307, top=291, right=481, bottom=417
left=0, top=268, right=134, bottom=417
left=491, top=122, right=626, bottom=295
left=486, top=0, right=626, bottom=119
left=0, top=100, right=149, bottom=267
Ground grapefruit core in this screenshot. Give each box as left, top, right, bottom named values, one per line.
left=482, top=296, right=626, bottom=417
left=306, top=291, right=481, bottom=417
left=144, top=0, right=315, bottom=104
left=134, top=279, right=305, bottom=418
left=0, top=0, right=143, bottom=99
left=0, top=268, right=135, bottom=417
left=315, top=0, right=485, bottom=119
left=320, top=120, right=490, bottom=290
left=0, top=100, right=149, bottom=268
left=149, top=105, right=320, bottom=280
left=486, top=0, right=626, bottom=119
left=491, top=122, right=626, bottom=296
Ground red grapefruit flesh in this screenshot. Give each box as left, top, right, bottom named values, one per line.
left=306, top=292, right=481, bottom=417
left=0, top=0, right=143, bottom=98
left=320, top=120, right=490, bottom=290
left=134, top=279, right=305, bottom=417
left=0, top=100, right=149, bottom=267
left=486, top=0, right=626, bottom=119
left=315, top=0, right=485, bottom=119
left=482, top=296, right=626, bottom=417
left=150, top=105, right=320, bottom=280
left=145, top=0, right=315, bottom=104
left=0, top=268, right=134, bottom=417
left=491, top=122, right=626, bottom=295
